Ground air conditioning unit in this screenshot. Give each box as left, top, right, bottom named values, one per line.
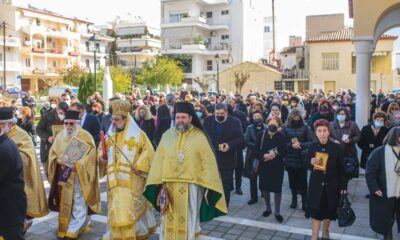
left=210, top=31, right=216, bottom=37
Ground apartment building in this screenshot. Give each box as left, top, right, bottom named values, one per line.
left=0, top=1, right=112, bottom=92
left=98, top=18, right=161, bottom=70
left=160, top=0, right=265, bottom=91
left=263, top=16, right=275, bottom=59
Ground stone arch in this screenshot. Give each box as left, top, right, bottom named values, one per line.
left=373, top=3, right=400, bottom=49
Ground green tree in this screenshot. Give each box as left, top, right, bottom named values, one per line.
left=110, top=67, right=132, bottom=94
left=61, top=65, right=86, bottom=86
left=78, top=72, right=95, bottom=106
left=137, top=57, right=184, bottom=87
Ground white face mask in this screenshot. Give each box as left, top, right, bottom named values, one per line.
left=51, top=104, right=57, bottom=109
left=58, top=114, right=65, bottom=121
left=65, top=100, right=71, bottom=106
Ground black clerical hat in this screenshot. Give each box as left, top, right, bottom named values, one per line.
left=0, top=107, right=14, bottom=120
left=65, top=110, right=80, bottom=120
left=174, top=102, right=203, bottom=131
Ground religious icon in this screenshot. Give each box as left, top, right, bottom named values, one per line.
left=314, top=152, right=329, bottom=172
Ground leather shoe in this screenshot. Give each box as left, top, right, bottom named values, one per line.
left=275, top=214, right=284, bottom=223
left=262, top=210, right=271, bottom=217
left=247, top=199, right=257, bottom=205
left=236, top=188, right=243, bottom=195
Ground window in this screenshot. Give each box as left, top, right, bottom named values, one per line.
left=297, top=81, right=310, bottom=91
left=85, top=59, right=90, bottom=68
left=52, top=60, right=57, bottom=68
left=221, top=10, right=229, bottom=15
left=25, top=58, right=31, bottom=68
left=274, top=81, right=283, bottom=90
left=85, top=42, right=90, bottom=52
left=221, top=35, right=229, bottom=40
left=222, top=59, right=229, bottom=64
left=322, top=53, right=339, bottom=70
left=0, top=53, right=2, bottom=61
left=206, top=12, right=213, bottom=18
left=51, top=41, right=56, bottom=48
left=96, top=60, right=100, bottom=70
left=206, top=60, right=213, bottom=71
left=169, top=12, right=189, bottom=23
left=284, top=81, right=294, bottom=91
left=95, top=43, right=100, bottom=53
left=264, top=26, right=270, bottom=33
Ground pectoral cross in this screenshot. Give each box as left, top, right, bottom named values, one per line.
left=124, top=137, right=137, bottom=151
left=177, top=151, right=185, bottom=164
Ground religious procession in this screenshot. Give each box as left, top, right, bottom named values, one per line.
left=1, top=86, right=400, bottom=240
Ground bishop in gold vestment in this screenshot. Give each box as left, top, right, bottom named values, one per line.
left=144, top=102, right=227, bottom=240
left=48, top=110, right=100, bottom=239
left=99, top=100, right=156, bottom=240
left=7, top=125, right=49, bottom=222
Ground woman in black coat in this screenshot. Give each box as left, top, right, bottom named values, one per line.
left=17, top=106, right=36, bottom=145
left=134, top=105, right=155, bottom=147
left=366, top=127, right=400, bottom=240
left=244, top=110, right=267, bottom=205
left=306, top=119, right=347, bottom=240
left=281, top=109, right=315, bottom=210
left=255, top=116, right=286, bottom=223
left=358, top=112, right=390, bottom=169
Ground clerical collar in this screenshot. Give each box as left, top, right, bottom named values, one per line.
left=116, top=127, right=125, bottom=133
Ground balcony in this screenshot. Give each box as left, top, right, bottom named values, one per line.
left=281, top=69, right=310, bottom=80
left=23, top=25, right=47, bottom=35
left=46, top=28, right=69, bottom=39
left=68, top=51, right=80, bottom=57
left=0, top=62, right=22, bottom=72
left=32, top=47, right=46, bottom=53
left=161, top=0, right=228, bottom=4
left=0, top=37, right=21, bottom=47
left=162, top=39, right=230, bottom=55
left=161, top=16, right=229, bottom=30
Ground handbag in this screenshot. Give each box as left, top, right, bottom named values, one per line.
left=344, top=157, right=359, bottom=178
left=337, top=193, right=356, bottom=227
left=251, top=130, right=266, bottom=175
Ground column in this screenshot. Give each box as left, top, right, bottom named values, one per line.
left=353, top=38, right=373, bottom=128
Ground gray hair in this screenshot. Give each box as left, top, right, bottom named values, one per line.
left=166, top=94, right=176, bottom=105
left=215, top=103, right=227, bottom=112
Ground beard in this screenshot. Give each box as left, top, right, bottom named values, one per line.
left=111, top=126, right=125, bottom=134
left=175, top=122, right=191, bottom=133
left=1, top=125, right=12, bottom=135
left=63, top=128, right=78, bottom=138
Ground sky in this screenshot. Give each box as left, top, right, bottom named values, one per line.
left=13, top=0, right=400, bottom=57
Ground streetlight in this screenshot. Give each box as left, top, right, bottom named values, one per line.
left=89, top=33, right=100, bottom=92
left=214, top=53, right=221, bottom=93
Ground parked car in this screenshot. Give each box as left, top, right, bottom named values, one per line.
left=0, top=86, right=22, bottom=98
left=48, top=86, right=78, bottom=98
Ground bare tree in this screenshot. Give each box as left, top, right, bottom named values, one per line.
left=233, top=71, right=250, bottom=94
left=193, top=76, right=209, bottom=93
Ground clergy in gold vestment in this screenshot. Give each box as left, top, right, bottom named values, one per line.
left=99, top=100, right=156, bottom=240
left=48, top=110, right=100, bottom=239
left=7, top=123, right=49, bottom=231
left=143, top=102, right=227, bottom=240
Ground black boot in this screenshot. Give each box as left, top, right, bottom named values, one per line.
left=290, top=193, right=297, bottom=209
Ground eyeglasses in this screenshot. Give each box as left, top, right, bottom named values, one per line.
left=64, top=122, right=75, bottom=126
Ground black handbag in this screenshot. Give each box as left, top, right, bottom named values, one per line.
left=337, top=193, right=356, bottom=227
left=344, top=157, right=359, bottom=178
left=251, top=130, right=266, bottom=175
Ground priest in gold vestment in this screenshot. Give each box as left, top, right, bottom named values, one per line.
left=3, top=112, right=48, bottom=233
left=99, top=99, right=156, bottom=240
left=48, top=110, right=101, bottom=239
left=144, top=102, right=227, bottom=240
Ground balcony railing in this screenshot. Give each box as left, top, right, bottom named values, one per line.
left=0, top=62, right=22, bottom=71
left=32, top=47, right=46, bottom=53
left=0, top=37, right=21, bottom=47
left=163, top=39, right=230, bottom=52
left=281, top=69, right=310, bottom=80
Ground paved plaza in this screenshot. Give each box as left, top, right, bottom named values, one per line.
left=26, top=143, right=383, bottom=240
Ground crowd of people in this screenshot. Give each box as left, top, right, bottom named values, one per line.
left=1, top=86, right=400, bottom=240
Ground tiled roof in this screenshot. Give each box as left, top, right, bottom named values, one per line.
left=307, top=27, right=398, bottom=43
left=280, top=47, right=297, bottom=54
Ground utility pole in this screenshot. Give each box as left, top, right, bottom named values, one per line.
left=3, top=21, right=6, bottom=89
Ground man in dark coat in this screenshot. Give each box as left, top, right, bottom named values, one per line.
left=203, top=103, right=244, bottom=207
left=70, top=102, right=101, bottom=146
left=234, top=93, right=248, bottom=117
left=22, top=91, right=36, bottom=118
left=227, top=99, right=247, bottom=195
left=36, top=102, right=69, bottom=179
left=0, top=107, right=27, bottom=240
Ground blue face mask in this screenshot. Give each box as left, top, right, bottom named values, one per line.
left=196, top=111, right=203, bottom=118
left=336, top=115, right=346, bottom=122
left=374, top=121, right=384, bottom=128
